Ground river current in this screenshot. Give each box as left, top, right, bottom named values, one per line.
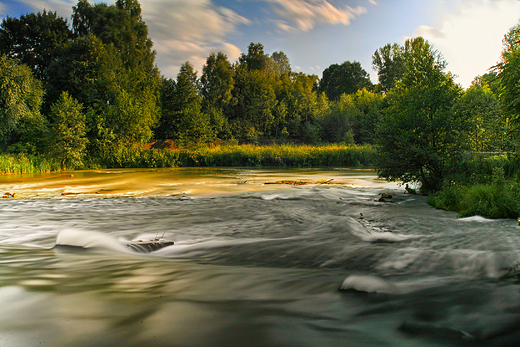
left=1, top=168, right=520, bottom=347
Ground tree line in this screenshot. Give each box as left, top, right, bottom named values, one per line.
left=0, top=0, right=519, bottom=195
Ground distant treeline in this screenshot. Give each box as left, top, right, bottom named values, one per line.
left=1, top=1, right=520, bottom=218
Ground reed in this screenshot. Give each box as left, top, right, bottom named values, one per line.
left=0, top=154, right=60, bottom=175
left=175, top=144, right=376, bottom=167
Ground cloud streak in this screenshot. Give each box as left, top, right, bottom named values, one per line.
left=266, top=0, right=367, bottom=32
left=140, top=0, right=249, bottom=77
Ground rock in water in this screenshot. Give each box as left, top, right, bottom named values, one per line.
left=125, top=240, right=174, bottom=253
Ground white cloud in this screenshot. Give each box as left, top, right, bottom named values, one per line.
left=266, top=0, right=367, bottom=32
left=16, top=0, right=76, bottom=16
left=410, top=0, right=520, bottom=88
left=139, top=0, right=249, bottom=78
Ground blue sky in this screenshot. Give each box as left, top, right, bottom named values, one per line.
left=1, top=0, right=519, bottom=88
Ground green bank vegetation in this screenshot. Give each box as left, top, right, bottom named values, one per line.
left=1, top=1, right=520, bottom=219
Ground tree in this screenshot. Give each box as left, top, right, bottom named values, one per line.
left=455, top=85, right=510, bottom=152
left=271, top=51, right=291, bottom=75
left=497, top=23, right=520, bottom=139
left=372, top=43, right=406, bottom=93
left=48, top=91, right=88, bottom=169
left=376, top=37, right=463, bottom=193
left=319, top=61, right=372, bottom=101
left=45, top=34, right=159, bottom=163
left=200, top=52, right=234, bottom=110
left=0, top=10, right=72, bottom=80
left=158, top=62, right=215, bottom=145
left=273, top=72, right=321, bottom=139
left=0, top=55, right=44, bottom=149
left=239, top=42, right=271, bottom=71
left=72, top=0, right=155, bottom=68
left=229, top=66, right=278, bottom=138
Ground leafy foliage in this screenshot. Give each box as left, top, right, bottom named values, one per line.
left=372, top=43, right=406, bottom=92
left=0, top=55, right=44, bottom=149
left=376, top=37, right=463, bottom=193
left=48, top=92, right=88, bottom=169
left=318, top=61, right=373, bottom=101
left=0, top=10, right=72, bottom=80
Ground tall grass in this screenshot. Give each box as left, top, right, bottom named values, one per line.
left=177, top=144, right=376, bottom=167
left=429, top=163, right=520, bottom=219
left=93, top=143, right=376, bottom=168
left=0, top=154, right=60, bottom=175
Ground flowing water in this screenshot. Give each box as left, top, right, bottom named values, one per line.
left=1, top=168, right=520, bottom=347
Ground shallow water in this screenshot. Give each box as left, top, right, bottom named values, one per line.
left=1, top=168, right=520, bottom=346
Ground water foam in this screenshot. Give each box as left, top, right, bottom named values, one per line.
left=340, top=275, right=401, bottom=294
left=55, top=229, right=130, bottom=253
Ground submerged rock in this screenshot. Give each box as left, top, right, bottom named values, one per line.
left=125, top=240, right=175, bottom=253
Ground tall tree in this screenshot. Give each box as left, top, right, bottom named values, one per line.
left=271, top=51, right=291, bottom=75
left=200, top=52, right=234, bottom=110
left=376, top=37, right=463, bottom=193
left=239, top=42, right=271, bottom=71
left=159, top=62, right=214, bottom=145
left=454, top=85, right=510, bottom=152
left=0, top=10, right=72, bottom=80
left=230, top=66, right=278, bottom=138
left=497, top=23, right=520, bottom=139
left=48, top=91, right=88, bottom=169
left=319, top=61, right=372, bottom=101
left=372, top=43, right=406, bottom=93
left=0, top=55, right=44, bottom=149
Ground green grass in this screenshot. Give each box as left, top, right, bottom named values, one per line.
left=428, top=183, right=520, bottom=219
left=2, top=144, right=376, bottom=174
left=176, top=143, right=376, bottom=167
left=428, top=159, right=520, bottom=219
left=0, top=154, right=61, bottom=175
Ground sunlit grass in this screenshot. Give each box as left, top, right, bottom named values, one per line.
left=0, top=154, right=60, bottom=175
left=176, top=144, right=376, bottom=167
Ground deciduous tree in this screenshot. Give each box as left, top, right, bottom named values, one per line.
left=372, top=43, right=406, bottom=93
left=0, top=55, right=44, bottom=149
left=48, top=91, right=88, bottom=169
left=376, top=37, right=463, bottom=193
left=319, top=61, right=372, bottom=101
left=0, top=11, right=72, bottom=80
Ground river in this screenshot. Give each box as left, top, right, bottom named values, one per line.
left=0, top=168, right=519, bottom=347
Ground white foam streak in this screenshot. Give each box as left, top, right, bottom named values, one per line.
left=55, top=229, right=130, bottom=253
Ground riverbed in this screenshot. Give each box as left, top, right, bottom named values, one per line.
left=0, top=168, right=519, bottom=346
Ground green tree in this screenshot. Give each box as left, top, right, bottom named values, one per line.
left=0, top=10, right=72, bottom=80
left=319, top=61, right=373, bottom=101
left=270, top=51, right=291, bottom=75
left=347, top=88, right=385, bottom=144
left=45, top=34, right=159, bottom=163
left=48, top=91, right=88, bottom=169
left=200, top=52, right=234, bottom=110
left=455, top=84, right=510, bottom=152
left=272, top=72, right=321, bottom=139
left=239, top=42, right=271, bottom=71
left=376, top=37, right=463, bottom=193
left=230, top=66, right=277, bottom=138
left=159, top=62, right=215, bottom=145
left=497, top=23, right=520, bottom=140
left=0, top=55, right=44, bottom=150
left=372, top=43, right=406, bottom=93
